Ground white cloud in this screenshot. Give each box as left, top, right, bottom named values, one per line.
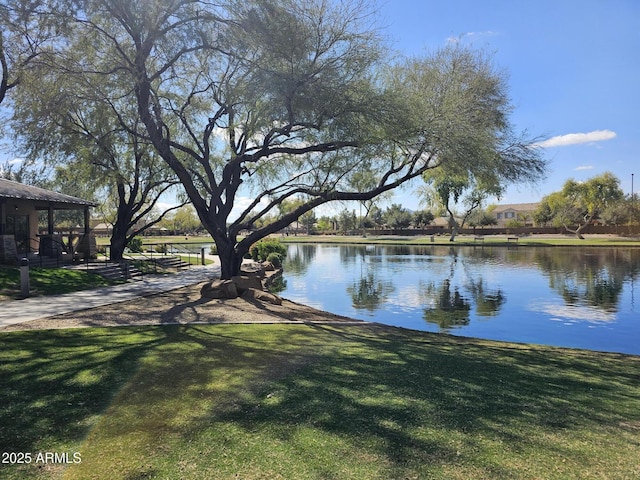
left=534, top=130, right=617, bottom=148
left=528, top=300, right=615, bottom=322
left=574, top=165, right=594, bottom=171
left=156, top=201, right=179, bottom=212
left=447, top=31, right=500, bottom=44
left=466, top=30, right=499, bottom=38
left=233, top=196, right=256, bottom=213
left=229, top=195, right=270, bottom=221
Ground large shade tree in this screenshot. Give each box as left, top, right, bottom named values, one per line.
left=2, top=1, right=185, bottom=260
left=535, top=172, right=624, bottom=239
left=419, top=170, right=504, bottom=241
left=1, top=0, right=74, bottom=173
left=11, top=76, right=186, bottom=260
left=415, top=44, right=546, bottom=241
left=384, top=204, right=412, bottom=229
left=0, top=1, right=63, bottom=106
left=15, top=0, right=545, bottom=279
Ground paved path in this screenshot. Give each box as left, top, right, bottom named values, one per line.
left=0, top=264, right=220, bottom=328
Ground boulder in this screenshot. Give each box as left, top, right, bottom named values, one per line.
left=241, top=288, right=282, bottom=305
left=262, top=261, right=276, bottom=271
left=231, top=275, right=264, bottom=292
left=240, top=261, right=266, bottom=279
left=200, top=279, right=238, bottom=299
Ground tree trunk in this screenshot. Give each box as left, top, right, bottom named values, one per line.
left=110, top=195, right=134, bottom=261
left=563, top=220, right=588, bottom=240
left=216, top=240, right=245, bottom=280
left=574, top=223, right=587, bottom=240
left=448, top=213, right=459, bottom=242
left=110, top=230, right=127, bottom=261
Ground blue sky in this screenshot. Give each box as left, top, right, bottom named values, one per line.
left=376, top=0, right=640, bottom=209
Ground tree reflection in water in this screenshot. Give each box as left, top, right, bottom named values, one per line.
left=279, top=244, right=639, bottom=341
left=421, top=263, right=506, bottom=329
left=533, top=248, right=638, bottom=313
left=347, top=272, right=395, bottom=312
left=344, top=245, right=395, bottom=312
left=422, top=279, right=471, bottom=328
left=284, top=243, right=317, bottom=275
left=467, top=278, right=506, bottom=317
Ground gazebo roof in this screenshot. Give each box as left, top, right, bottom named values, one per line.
left=0, top=178, right=95, bottom=208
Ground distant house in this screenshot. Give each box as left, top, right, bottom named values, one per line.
left=491, top=202, right=540, bottom=228
left=91, top=222, right=113, bottom=237
left=432, top=216, right=456, bottom=228
left=0, top=178, right=95, bottom=264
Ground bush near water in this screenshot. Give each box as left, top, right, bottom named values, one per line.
left=250, top=239, right=286, bottom=264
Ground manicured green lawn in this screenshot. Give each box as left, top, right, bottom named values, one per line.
left=96, top=233, right=640, bottom=251
left=280, top=233, right=640, bottom=247
left=177, top=254, right=215, bottom=266
left=95, top=235, right=216, bottom=247
left=1, top=324, right=638, bottom=479
left=0, top=267, right=122, bottom=300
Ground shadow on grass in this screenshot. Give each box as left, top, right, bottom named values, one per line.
left=209, top=324, right=640, bottom=477
left=70, top=323, right=639, bottom=478
left=0, top=327, right=167, bottom=454
left=0, top=267, right=122, bottom=300
left=2, top=323, right=639, bottom=479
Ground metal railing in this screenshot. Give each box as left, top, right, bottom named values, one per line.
left=139, top=242, right=211, bottom=266
left=27, top=236, right=73, bottom=268
left=97, top=242, right=210, bottom=280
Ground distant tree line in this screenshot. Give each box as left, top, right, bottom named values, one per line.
left=97, top=172, right=637, bottom=241
left=285, top=172, right=638, bottom=238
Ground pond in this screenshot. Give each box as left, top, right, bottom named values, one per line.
left=277, top=243, right=640, bottom=355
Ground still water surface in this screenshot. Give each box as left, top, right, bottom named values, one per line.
left=278, top=244, right=640, bottom=355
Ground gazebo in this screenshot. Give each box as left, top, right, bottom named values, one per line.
left=0, top=178, right=95, bottom=264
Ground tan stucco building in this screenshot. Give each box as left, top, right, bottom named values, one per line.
left=491, top=202, right=540, bottom=227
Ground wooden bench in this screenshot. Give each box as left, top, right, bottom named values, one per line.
left=474, top=236, right=484, bottom=243
left=507, top=236, right=519, bottom=243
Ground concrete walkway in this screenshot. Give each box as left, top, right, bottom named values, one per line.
left=0, top=264, right=220, bottom=328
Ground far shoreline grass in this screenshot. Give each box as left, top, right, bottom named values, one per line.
left=1, top=323, right=639, bottom=479
left=278, top=232, right=640, bottom=247
left=109, top=232, right=640, bottom=249
left=97, top=232, right=640, bottom=249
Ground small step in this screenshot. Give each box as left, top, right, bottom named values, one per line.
left=115, top=262, right=143, bottom=281
left=26, top=253, right=73, bottom=268
left=153, top=256, right=191, bottom=270
left=74, top=261, right=143, bottom=281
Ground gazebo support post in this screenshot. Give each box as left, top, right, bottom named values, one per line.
left=84, top=207, right=90, bottom=236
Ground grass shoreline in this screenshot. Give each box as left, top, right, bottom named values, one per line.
left=1, top=323, right=639, bottom=479
left=277, top=233, right=640, bottom=247
left=97, top=233, right=640, bottom=248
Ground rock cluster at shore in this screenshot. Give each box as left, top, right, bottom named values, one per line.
left=200, top=260, right=283, bottom=305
